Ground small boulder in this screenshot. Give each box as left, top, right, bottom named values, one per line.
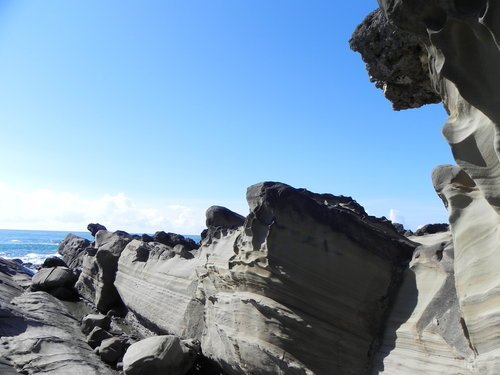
left=153, top=231, right=197, bottom=250
left=87, top=326, right=113, bottom=349
left=41, top=256, right=67, bottom=268
left=99, top=337, right=127, bottom=364
left=81, top=313, right=111, bottom=334
left=205, top=205, right=245, bottom=229
left=123, top=335, right=199, bottom=375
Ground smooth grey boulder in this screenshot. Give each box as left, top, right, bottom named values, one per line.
left=87, top=326, right=113, bottom=349
left=123, top=335, right=199, bottom=375
left=82, top=313, right=111, bottom=334
left=152, top=231, right=197, bottom=251
left=75, top=230, right=133, bottom=312
left=32, top=266, right=75, bottom=289
left=99, top=337, right=127, bottom=364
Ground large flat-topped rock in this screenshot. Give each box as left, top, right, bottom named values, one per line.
left=200, top=182, right=416, bottom=374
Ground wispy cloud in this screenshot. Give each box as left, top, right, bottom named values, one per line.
left=0, top=182, right=215, bottom=234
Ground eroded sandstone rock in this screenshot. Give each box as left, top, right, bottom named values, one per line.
left=75, top=230, right=133, bottom=312
left=58, top=233, right=91, bottom=271
left=111, top=182, right=416, bottom=374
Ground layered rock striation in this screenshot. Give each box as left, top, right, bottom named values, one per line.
left=353, top=1, right=500, bottom=373
left=61, top=182, right=416, bottom=375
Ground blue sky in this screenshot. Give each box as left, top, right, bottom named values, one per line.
left=0, top=1, right=454, bottom=233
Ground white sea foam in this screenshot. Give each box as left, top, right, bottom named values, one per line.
left=5, top=252, right=61, bottom=266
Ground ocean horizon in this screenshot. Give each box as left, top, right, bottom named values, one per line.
left=0, top=228, right=201, bottom=266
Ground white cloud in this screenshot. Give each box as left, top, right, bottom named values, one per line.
left=0, top=182, right=213, bottom=234
left=389, top=208, right=405, bottom=225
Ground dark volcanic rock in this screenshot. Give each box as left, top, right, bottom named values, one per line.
left=350, top=9, right=440, bottom=110
left=414, top=223, right=449, bottom=236
left=153, top=231, right=197, bottom=250
left=88, top=223, right=108, bottom=237
left=41, top=255, right=68, bottom=268
left=205, top=206, right=245, bottom=229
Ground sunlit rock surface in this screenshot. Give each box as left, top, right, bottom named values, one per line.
left=110, top=182, right=416, bottom=374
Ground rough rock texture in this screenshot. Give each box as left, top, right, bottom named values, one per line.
left=0, top=258, right=115, bottom=374
left=122, top=335, right=199, bottom=375
left=75, top=230, right=133, bottom=312
left=354, top=1, right=500, bottom=373
left=32, top=267, right=75, bottom=290
left=350, top=9, right=440, bottom=110
left=111, top=182, right=416, bottom=374
left=58, top=234, right=91, bottom=271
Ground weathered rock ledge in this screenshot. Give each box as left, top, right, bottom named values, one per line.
left=47, top=182, right=416, bottom=375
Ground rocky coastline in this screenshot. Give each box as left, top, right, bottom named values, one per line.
left=3, top=0, right=500, bottom=374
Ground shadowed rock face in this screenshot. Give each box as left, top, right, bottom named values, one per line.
left=354, top=1, right=500, bottom=373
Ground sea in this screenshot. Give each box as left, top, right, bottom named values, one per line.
left=0, top=229, right=93, bottom=266
left=0, top=229, right=201, bottom=269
